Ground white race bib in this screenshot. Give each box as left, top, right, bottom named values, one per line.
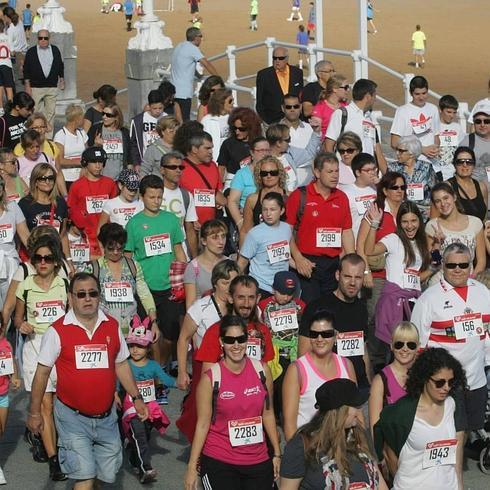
left=403, top=268, right=421, bottom=291
left=422, top=439, right=457, bottom=469
left=0, top=223, right=14, bottom=244
left=144, top=233, right=171, bottom=257
left=34, top=300, right=65, bottom=324
left=104, top=281, right=134, bottom=303
left=194, top=189, right=215, bottom=208
left=70, top=243, right=90, bottom=263
left=267, top=240, right=290, bottom=264
left=439, top=130, right=459, bottom=147
left=406, top=183, right=424, bottom=201
left=269, top=308, right=299, bottom=332
left=355, top=194, right=376, bottom=215
left=336, top=331, right=364, bottom=357
left=103, top=138, right=123, bottom=154
left=75, top=344, right=109, bottom=369
left=316, top=227, right=341, bottom=248
left=0, top=351, right=14, bottom=376
left=137, top=379, right=156, bottom=403
left=228, top=416, right=264, bottom=447
left=114, top=206, right=139, bottom=223
left=411, top=117, right=431, bottom=135
left=246, top=338, right=261, bottom=360
left=453, top=313, right=484, bottom=340
left=362, top=120, right=376, bottom=140
left=86, top=195, right=109, bottom=214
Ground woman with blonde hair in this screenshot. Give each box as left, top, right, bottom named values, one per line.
left=0, top=147, right=28, bottom=202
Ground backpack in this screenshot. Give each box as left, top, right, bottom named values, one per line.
left=468, top=132, right=475, bottom=151
left=210, top=359, right=270, bottom=423
left=339, top=106, right=348, bottom=135
left=163, top=186, right=191, bottom=216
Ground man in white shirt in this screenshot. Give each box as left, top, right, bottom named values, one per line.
left=390, top=75, right=440, bottom=163
left=280, top=93, right=313, bottom=149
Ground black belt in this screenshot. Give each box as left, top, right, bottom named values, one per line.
left=59, top=398, right=112, bottom=419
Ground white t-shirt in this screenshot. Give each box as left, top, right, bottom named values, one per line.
left=0, top=33, right=12, bottom=68
left=54, top=127, right=88, bottom=182
left=160, top=186, right=198, bottom=227
left=187, top=295, right=221, bottom=349
left=0, top=201, right=25, bottom=257
left=288, top=121, right=313, bottom=149
left=101, top=196, right=144, bottom=228
left=381, top=233, right=422, bottom=288
left=438, top=121, right=466, bottom=178
left=142, top=112, right=160, bottom=155
left=339, top=182, right=376, bottom=241
left=394, top=396, right=458, bottom=490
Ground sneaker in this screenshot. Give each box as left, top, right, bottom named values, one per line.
left=139, top=468, right=157, bottom=483
left=0, top=465, right=6, bottom=485
left=25, top=428, right=48, bottom=463
left=49, top=455, right=67, bottom=481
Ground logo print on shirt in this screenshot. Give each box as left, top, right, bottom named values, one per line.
left=410, top=114, right=432, bottom=125
left=243, top=385, right=261, bottom=397
left=220, top=391, right=235, bottom=400
left=443, top=301, right=453, bottom=310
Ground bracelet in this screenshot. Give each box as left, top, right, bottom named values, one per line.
left=370, top=221, right=380, bottom=230
left=272, top=454, right=282, bottom=458
left=29, top=413, right=41, bottom=418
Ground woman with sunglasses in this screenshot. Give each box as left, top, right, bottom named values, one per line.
left=282, top=310, right=356, bottom=441
left=336, top=131, right=362, bottom=185
left=446, top=146, right=487, bottom=223
left=368, top=322, right=419, bottom=433
left=83, top=84, right=117, bottom=133
left=240, top=155, right=288, bottom=247
left=88, top=102, right=131, bottom=180
left=185, top=315, right=280, bottom=490
left=374, top=348, right=466, bottom=489
left=0, top=147, right=28, bottom=202
left=14, top=235, right=68, bottom=481
left=196, top=75, right=225, bottom=122
left=426, top=182, right=485, bottom=280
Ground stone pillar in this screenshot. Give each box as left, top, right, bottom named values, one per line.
left=125, top=0, right=173, bottom=120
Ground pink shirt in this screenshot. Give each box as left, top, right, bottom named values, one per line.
left=312, top=100, right=348, bottom=137
left=0, top=337, right=13, bottom=396
left=202, top=358, right=269, bottom=465
left=381, top=364, right=407, bottom=405
left=18, top=153, right=56, bottom=186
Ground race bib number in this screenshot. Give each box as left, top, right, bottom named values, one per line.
left=439, top=130, right=459, bottom=147
left=406, top=183, right=424, bottom=201
left=336, top=331, right=364, bottom=357
left=7, top=193, right=20, bottom=203
left=103, top=138, right=123, bottom=154
left=144, top=233, right=171, bottom=257
left=403, top=268, right=421, bottom=291
left=75, top=344, right=109, bottom=369
left=0, top=351, right=14, bottom=376
left=70, top=243, right=90, bottom=263
left=362, top=120, right=376, bottom=140
left=269, top=308, right=299, bottom=332
left=355, top=194, right=376, bottom=215
left=316, top=227, right=341, bottom=248
left=86, top=195, right=108, bottom=214
left=453, top=312, right=483, bottom=340
left=348, top=484, right=370, bottom=490
left=114, top=206, right=139, bottom=223
left=137, top=379, right=156, bottom=403
left=34, top=300, right=65, bottom=324
left=422, top=439, right=457, bottom=469
left=246, top=338, right=261, bottom=360
left=0, top=223, right=14, bottom=244
left=194, top=189, right=215, bottom=208
left=411, top=117, right=431, bottom=135
left=267, top=240, right=290, bottom=264
left=228, top=416, right=264, bottom=447
left=104, top=282, right=134, bottom=303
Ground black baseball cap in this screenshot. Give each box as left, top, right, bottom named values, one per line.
left=81, top=146, right=107, bottom=164
left=315, top=379, right=368, bottom=412
left=272, top=271, right=299, bottom=295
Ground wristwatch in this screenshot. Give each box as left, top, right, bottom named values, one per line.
left=131, top=393, right=144, bottom=402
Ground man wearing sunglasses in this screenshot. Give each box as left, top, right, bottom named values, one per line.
left=301, top=60, right=336, bottom=119
left=411, top=243, right=490, bottom=433
left=23, top=29, right=64, bottom=136
left=280, top=93, right=313, bottom=149
left=27, top=272, right=149, bottom=487
left=256, top=47, right=303, bottom=125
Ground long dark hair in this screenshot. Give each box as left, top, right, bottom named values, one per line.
left=198, top=75, right=225, bottom=105
left=373, top=171, right=406, bottom=228
left=396, top=201, right=430, bottom=271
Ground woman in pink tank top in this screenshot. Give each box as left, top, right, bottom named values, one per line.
left=368, top=321, right=419, bottom=434
left=184, top=315, right=281, bottom=490
left=282, top=310, right=356, bottom=441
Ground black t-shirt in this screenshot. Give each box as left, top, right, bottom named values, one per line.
left=0, top=114, right=27, bottom=150
left=18, top=195, right=68, bottom=233
left=84, top=107, right=103, bottom=128
left=217, top=137, right=251, bottom=174
left=301, top=81, right=323, bottom=106
left=299, top=292, right=369, bottom=388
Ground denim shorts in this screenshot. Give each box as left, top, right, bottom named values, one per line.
left=53, top=399, right=122, bottom=483
left=0, top=394, right=8, bottom=408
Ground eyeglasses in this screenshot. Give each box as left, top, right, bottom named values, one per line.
left=309, top=330, right=335, bottom=339
left=454, top=158, right=475, bottom=165
left=102, top=112, right=116, bottom=118
left=222, top=334, right=248, bottom=345
left=393, top=341, right=417, bottom=351
left=273, top=56, right=287, bottom=61
left=360, top=166, right=378, bottom=173
left=38, top=36, right=49, bottom=41
left=162, top=164, right=185, bottom=170
left=430, top=377, right=455, bottom=389
left=284, top=104, right=301, bottom=109
left=319, top=69, right=335, bottom=74
left=32, top=254, right=55, bottom=264
left=338, top=148, right=357, bottom=155
left=339, top=85, right=350, bottom=91
left=260, top=169, right=279, bottom=177
left=444, top=262, right=470, bottom=269
left=37, top=175, right=55, bottom=182
left=74, top=290, right=100, bottom=299
left=396, top=148, right=409, bottom=153
left=282, top=137, right=291, bottom=143
left=389, top=185, right=407, bottom=191
left=473, top=118, right=490, bottom=125
left=231, top=125, right=247, bottom=132
left=31, top=125, right=47, bottom=131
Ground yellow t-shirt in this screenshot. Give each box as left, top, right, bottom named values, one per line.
left=14, top=139, right=60, bottom=159
left=412, top=31, right=426, bottom=50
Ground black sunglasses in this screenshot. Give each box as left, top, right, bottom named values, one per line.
left=473, top=118, right=490, bottom=125
left=430, top=377, right=455, bottom=389
left=444, top=262, right=470, bottom=269
left=38, top=36, right=49, bottom=41
left=222, top=334, right=248, bottom=345
left=260, top=169, right=279, bottom=177
left=273, top=56, right=287, bottom=61
left=74, top=290, right=100, bottom=299
left=284, top=104, right=301, bottom=109
left=32, top=254, right=55, bottom=264
left=338, top=148, right=356, bottom=155
left=309, top=330, right=335, bottom=339
left=37, top=175, right=55, bottom=182
left=454, top=158, right=475, bottom=165
left=102, top=112, right=116, bottom=117
left=393, top=341, right=417, bottom=351
left=231, top=125, right=248, bottom=132
left=162, top=164, right=185, bottom=171
left=389, top=185, right=407, bottom=191
left=282, top=137, right=291, bottom=143
left=396, top=148, right=409, bottom=153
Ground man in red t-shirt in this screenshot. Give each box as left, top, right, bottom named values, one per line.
left=180, top=131, right=226, bottom=225
left=286, top=152, right=355, bottom=302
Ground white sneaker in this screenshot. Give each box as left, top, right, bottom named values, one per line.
left=0, top=465, right=6, bottom=485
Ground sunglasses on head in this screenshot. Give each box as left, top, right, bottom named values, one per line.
left=273, top=56, right=287, bottom=61
left=162, top=164, right=185, bottom=171
left=473, top=118, right=490, bottom=125
left=454, top=158, right=475, bottom=165
left=222, top=334, right=248, bottom=345
left=231, top=125, right=247, bottom=132
left=430, top=377, right=455, bottom=389
left=309, top=330, right=335, bottom=339
left=393, top=341, right=417, bottom=351
left=32, top=254, right=55, bottom=264
left=338, top=148, right=356, bottom=155
left=37, top=175, right=55, bottom=182
left=389, top=184, right=407, bottom=191
left=102, top=112, right=116, bottom=117
left=444, top=262, right=470, bottom=269
left=260, top=169, right=279, bottom=177
left=284, top=104, right=301, bottom=110
left=74, top=290, right=100, bottom=299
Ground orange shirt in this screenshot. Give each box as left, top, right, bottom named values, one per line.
left=276, top=65, right=290, bottom=95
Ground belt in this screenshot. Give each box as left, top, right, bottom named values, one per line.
left=59, top=399, right=112, bottom=419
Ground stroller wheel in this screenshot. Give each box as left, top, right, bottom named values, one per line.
left=479, top=442, right=490, bottom=474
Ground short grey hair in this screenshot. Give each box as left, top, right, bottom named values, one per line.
left=398, top=135, right=423, bottom=159
left=315, top=60, right=334, bottom=76
left=442, top=243, right=471, bottom=262
left=160, top=151, right=184, bottom=166
left=186, top=27, right=201, bottom=41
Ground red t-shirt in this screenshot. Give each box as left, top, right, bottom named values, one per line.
left=0, top=337, right=13, bottom=396
left=195, top=321, right=275, bottom=363
left=258, top=296, right=306, bottom=317
left=286, top=182, right=352, bottom=257
left=181, top=158, right=223, bottom=224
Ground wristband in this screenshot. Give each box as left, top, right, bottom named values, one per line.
left=29, top=413, right=41, bottom=418
left=131, top=393, right=144, bottom=402
left=273, top=454, right=282, bottom=458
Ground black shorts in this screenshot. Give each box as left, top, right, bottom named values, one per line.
left=151, top=289, right=184, bottom=342
left=125, top=14, right=133, bottom=21
left=0, top=65, right=14, bottom=88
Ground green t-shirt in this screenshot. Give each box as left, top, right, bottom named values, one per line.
left=125, top=210, right=184, bottom=291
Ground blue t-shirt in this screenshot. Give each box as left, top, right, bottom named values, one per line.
left=230, top=165, right=256, bottom=208
left=22, top=9, right=32, bottom=26
left=124, top=1, right=134, bottom=15
left=296, top=31, right=309, bottom=47
left=240, top=221, right=292, bottom=292
left=170, top=41, right=204, bottom=99
left=8, top=0, right=16, bottom=9
left=128, top=358, right=176, bottom=388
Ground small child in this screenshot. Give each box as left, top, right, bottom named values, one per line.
left=22, top=4, right=33, bottom=32
left=287, top=0, right=303, bottom=22
left=296, top=24, right=309, bottom=70
left=120, top=316, right=176, bottom=484
left=250, top=0, right=258, bottom=31
left=0, top=19, right=14, bottom=117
